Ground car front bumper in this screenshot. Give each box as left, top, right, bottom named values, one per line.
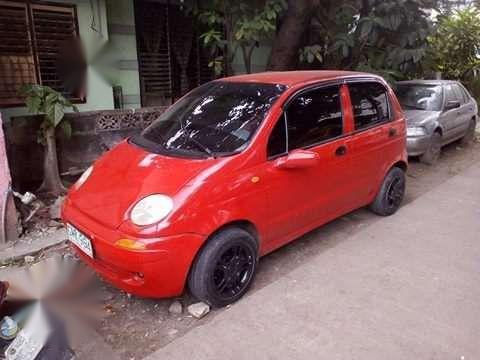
left=407, top=135, right=431, bottom=157
left=62, top=199, right=205, bottom=298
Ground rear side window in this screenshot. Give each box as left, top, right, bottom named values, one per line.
left=349, top=82, right=391, bottom=130
left=459, top=85, right=471, bottom=102
left=452, top=84, right=467, bottom=104
left=286, top=85, right=343, bottom=150
left=444, top=84, right=458, bottom=104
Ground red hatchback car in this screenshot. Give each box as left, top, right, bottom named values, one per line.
left=62, top=71, right=407, bottom=307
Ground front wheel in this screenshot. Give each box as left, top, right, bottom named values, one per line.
left=188, top=227, right=258, bottom=308
left=420, top=132, right=442, bottom=165
left=369, top=167, right=406, bottom=216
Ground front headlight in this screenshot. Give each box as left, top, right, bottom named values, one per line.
left=73, top=166, right=93, bottom=190
left=130, top=194, right=174, bottom=226
left=407, top=126, right=427, bottom=137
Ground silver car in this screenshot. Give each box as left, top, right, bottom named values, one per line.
left=396, top=80, right=478, bottom=164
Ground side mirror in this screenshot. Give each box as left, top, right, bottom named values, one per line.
left=274, top=149, right=319, bottom=169
left=445, top=100, right=460, bottom=111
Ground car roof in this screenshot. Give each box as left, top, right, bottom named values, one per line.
left=220, top=70, right=376, bottom=87
left=396, top=79, right=460, bottom=86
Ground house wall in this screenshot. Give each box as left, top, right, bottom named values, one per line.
left=0, top=0, right=273, bottom=125
left=0, top=0, right=142, bottom=124
left=102, top=0, right=141, bottom=109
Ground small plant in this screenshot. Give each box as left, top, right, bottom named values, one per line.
left=20, top=84, right=78, bottom=196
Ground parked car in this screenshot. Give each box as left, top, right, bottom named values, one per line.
left=62, top=71, right=407, bottom=307
left=396, top=80, right=478, bottom=164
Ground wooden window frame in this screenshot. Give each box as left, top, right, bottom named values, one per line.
left=0, top=0, right=84, bottom=108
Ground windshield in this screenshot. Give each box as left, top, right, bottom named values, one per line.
left=132, top=81, right=286, bottom=158
left=396, top=84, right=443, bottom=111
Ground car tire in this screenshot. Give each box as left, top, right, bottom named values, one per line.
left=460, top=119, right=476, bottom=146
left=420, top=132, right=442, bottom=165
left=369, top=167, right=406, bottom=216
left=188, top=227, right=258, bottom=308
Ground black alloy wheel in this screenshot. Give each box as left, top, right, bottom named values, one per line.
left=188, top=227, right=258, bottom=308
left=370, top=167, right=406, bottom=216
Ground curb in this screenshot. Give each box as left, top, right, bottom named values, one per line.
left=0, top=229, right=67, bottom=267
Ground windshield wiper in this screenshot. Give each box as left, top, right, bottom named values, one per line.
left=181, top=131, right=217, bottom=159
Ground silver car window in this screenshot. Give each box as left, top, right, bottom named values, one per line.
left=451, top=84, right=466, bottom=104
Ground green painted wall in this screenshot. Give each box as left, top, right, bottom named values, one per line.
left=101, top=0, right=141, bottom=108
left=0, top=0, right=142, bottom=124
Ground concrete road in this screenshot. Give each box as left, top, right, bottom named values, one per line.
left=146, top=162, right=480, bottom=360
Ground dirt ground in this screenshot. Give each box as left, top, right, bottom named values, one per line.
left=63, top=138, right=477, bottom=360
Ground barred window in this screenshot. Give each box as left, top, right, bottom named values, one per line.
left=0, top=1, right=84, bottom=107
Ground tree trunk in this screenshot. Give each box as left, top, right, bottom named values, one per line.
left=343, top=0, right=371, bottom=69
left=38, top=126, right=66, bottom=196
left=240, top=44, right=255, bottom=74
left=267, top=0, right=321, bottom=71
left=223, top=1, right=235, bottom=76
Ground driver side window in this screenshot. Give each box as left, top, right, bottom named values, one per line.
left=267, top=85, right=343, bottom=158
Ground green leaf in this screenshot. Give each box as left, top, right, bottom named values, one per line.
left=307, top=52, right=314, bottom=63
left=53, top=103, right=64, bottom=126
left=25, top=96, right=41, bottom=114
left=59, top=120, right=72, bottom=138
left=46, top=93, right=58, bottom=106
left=360, top=20, right=373, bottom=39
left=46, top=102, right=65, bottom=127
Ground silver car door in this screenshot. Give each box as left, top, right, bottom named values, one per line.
left=458, top=84, right=477, bottom=132
left=439, top=84, right=458, bottom=142
left=452, top=84, right=471, bottom=134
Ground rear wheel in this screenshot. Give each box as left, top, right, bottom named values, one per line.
left=420, top=132, right=442, bottom=165
left=370, top=167, right=406, bottom=216
left=188, top=227, right=258, bottom=308
left=460, top=119, right=476, bottom=146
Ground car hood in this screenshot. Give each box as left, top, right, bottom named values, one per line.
left=68, top=141, right=215, bottom=229
left=404, top=109, right=440, bottom=126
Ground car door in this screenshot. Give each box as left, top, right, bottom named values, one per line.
left=452, top=83, right=474, bottom=134
left=262, top=84, right=353, bottom=251
left=440, top=84, right=464, bottom=142
left=344, top=81, right=403, bottom=206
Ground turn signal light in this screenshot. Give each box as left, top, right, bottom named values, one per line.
left=114, top=239, right=146, bottom=251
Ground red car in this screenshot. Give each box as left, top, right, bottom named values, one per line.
left=62, top=71, right=407, bottom=307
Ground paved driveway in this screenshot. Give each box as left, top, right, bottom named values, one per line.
left=146, top=162, right=480, bottom=360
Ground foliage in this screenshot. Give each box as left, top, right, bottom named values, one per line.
left=20, top=84, right=78, bottom=143
left=309, top=0, right=435, bottom=78
left=464, top=77, right=480, bottom=102
left=427, top=7, right=480, bottom=79
left=299, top=45, right=324, bottom=64
left=195, top=0, right=287, bottom=74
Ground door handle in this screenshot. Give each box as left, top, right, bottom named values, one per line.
left=335, top=145, right=347, bottom=157
left=388, top=128, right=397, bottom=137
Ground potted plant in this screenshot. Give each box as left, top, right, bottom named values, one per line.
left=20, top=85, right=78, bottom=196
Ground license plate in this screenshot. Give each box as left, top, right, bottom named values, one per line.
left=67, top=223, right=94, bottom=258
